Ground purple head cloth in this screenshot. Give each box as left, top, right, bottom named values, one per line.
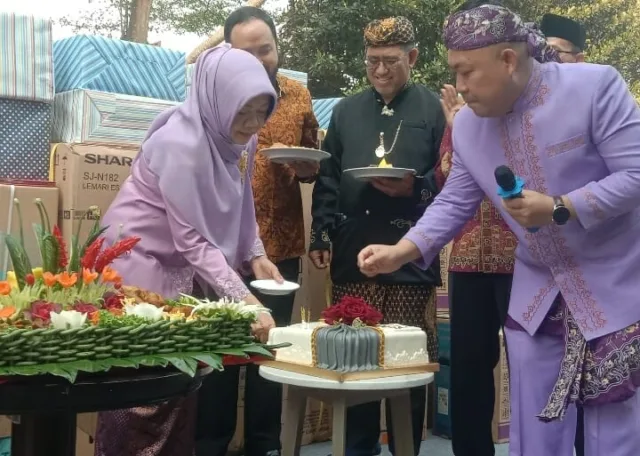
left=443, top=4, right=561, bottom=63
left=136, top=43, right=277, bottom=265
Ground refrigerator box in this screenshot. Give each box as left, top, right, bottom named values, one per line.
left=50, top=143, right=137, bottom=244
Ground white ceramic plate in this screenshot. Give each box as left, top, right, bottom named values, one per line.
left=250, top=279, right=301, bottom=296
left=344, top=167, right=417, bottom=180
left=262, top=147, right=330, bottom=164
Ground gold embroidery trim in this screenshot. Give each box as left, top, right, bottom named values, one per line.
left=372, top=326, right=386, bottom=367
left=311, top=325, right=322, bottom=367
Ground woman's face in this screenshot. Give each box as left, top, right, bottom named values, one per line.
left=231, top=95, right=271, bottom=144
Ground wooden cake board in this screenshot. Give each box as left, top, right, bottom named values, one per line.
left=258, top=360, right=440, bottom=382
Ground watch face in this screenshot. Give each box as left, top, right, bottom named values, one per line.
left=553, top=206, right=571, bottom=225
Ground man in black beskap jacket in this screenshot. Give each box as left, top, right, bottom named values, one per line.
left=309, top=15, right=445, bottom=456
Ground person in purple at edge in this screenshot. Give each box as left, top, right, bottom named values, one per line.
left=93, top=44, right=281, bottom=456
left=357, top=4, right=640, bottom=456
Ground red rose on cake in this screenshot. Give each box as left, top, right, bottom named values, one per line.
left=322, top=295, right=383, bottom=326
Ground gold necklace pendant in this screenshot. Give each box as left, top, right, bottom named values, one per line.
left=239, top=150, right=248, bottom=183
left=375, top=132, right=386, bottom=158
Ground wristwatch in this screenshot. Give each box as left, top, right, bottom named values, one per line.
left=552, top=196, right=570, bottom=226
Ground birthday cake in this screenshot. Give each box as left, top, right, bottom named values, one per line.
left=267, top=296, right=429, bottom=372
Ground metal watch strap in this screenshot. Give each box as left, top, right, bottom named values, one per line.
left=553, top=196, right=565, bottom=208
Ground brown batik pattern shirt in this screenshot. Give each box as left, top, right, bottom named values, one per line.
left=435, top=126, right=516, bottom=273
left=252, top=75, right=319, bottom=264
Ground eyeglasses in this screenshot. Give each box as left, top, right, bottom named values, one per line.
left=550, top=46, right=579, bottom=56
left=365, top=58, right=402, bottom=70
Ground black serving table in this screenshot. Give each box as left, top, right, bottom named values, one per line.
left=0, top=366, right=212, bottom=456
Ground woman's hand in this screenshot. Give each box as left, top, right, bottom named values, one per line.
left=244, top=294, right=276, bottom=343
left=250, top=256, right=284, bottom=283
left=252, top=310, right=276, bottom=343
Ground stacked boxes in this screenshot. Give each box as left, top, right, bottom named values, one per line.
left=0, top=13, right=59, bottom=277
left=50, top=35, right=182, bottom=243
left=51, top=90, right=177, bottom=146
left=0, top=13, right=54, bottom=180
left=53, top=35, right=186, bottom=102
left=186, top=64, right=308, bottom=96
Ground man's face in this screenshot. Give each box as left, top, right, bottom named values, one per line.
left=229, top=19, right=279, bottom=79
left=448, top=46, right=518, bottom=118
left=365, top=45, right=418, bottom=100
left=546, top=37, right=584, bottom=63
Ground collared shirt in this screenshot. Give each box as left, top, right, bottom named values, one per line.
left=434, top=126, right=516, bottom=274
left=252, top=75, right=319, bottom=264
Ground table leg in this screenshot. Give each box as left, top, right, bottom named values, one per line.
left=331, top=397, right=347, bottom=456
left=11, top=412, right=77, bottom=456
left=389, top=391, right=414, bottom=456
left=281, top=386, right=306, bottom=456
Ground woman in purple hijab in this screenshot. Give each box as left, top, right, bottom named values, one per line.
left=93, top=44, right=280, bottom=456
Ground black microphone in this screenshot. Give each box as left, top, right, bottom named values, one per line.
left=494, top=165, right=538, bottom=233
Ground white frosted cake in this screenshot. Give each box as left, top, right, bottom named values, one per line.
left=268, top=321, right=429, bottom=372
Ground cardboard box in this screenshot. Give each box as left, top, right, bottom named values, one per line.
left=77, top=413, right=97, bottom=440
left=76, top=428, right=94, bottom=456
left=50, top=143, right=138, bottom=244
left=432, top=330, right=510, bottom=444
left=0, top=417, right=10, bottom=438
left=0, top=181, right=59, bottom=276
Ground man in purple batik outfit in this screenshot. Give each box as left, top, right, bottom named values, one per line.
left=357, top=5, right=640, bottom=456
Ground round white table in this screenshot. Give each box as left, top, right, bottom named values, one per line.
left=259, top=366, right=435, bottom=456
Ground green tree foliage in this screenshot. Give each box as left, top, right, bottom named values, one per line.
left=277, top=0, right=455, bottom=98
left=279, top=0, right=640, bottom=98
left=505, top=0, right=640, bottom=97
left=58, top=0, right=242, bottom=40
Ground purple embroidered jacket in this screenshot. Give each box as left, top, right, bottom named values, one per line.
left=404, top=60, right=640, bottom=341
